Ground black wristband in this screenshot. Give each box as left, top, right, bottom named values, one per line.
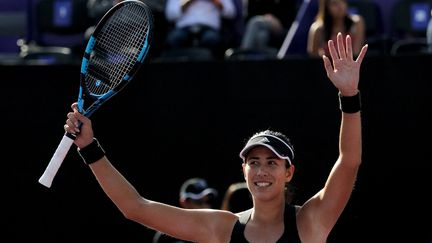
left=77, top=138, right=106, bottom=165
left=338, top=91, right=361, bottom=113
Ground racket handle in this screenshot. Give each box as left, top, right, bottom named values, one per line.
left=38, top=133, right=75, bottom=188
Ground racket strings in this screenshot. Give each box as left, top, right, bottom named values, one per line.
left=86, top=3, right=151, bottom=95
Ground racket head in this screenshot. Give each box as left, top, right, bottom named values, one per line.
left=78, top=0, right=153, bottom=116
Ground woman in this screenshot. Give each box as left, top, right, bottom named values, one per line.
left=64, top=33, right=367, bottom=243
left=308, top=0, right=365, bottom=58
left=220, top=181, right=252, bottom=213
left=239, top=0, right=298, bottom=51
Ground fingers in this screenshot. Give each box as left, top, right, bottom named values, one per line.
left=65, top=112, right=80, bottom=134
left=64, top=122, right=78, bottom=134
left=328, top=39, right=339, bottom=62
left=329, top=33, right=356, bottom=62
left=345, top=34, right=353, bottom=61
left=322, top=55, right=333, bottom=77
left=355, top=44, right=368, bottom=65
left=65, top=103, right=94, bottom=147
left=337, top=32, right=347, bottom=60
left=71, top=102, right=78, bottom=112
left=64, top=104, right=91, bottom=134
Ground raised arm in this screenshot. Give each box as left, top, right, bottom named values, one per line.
left=307, top=21, right=325, bottom=57
left=64, top=103, right=237, bottom=243
left=298, top=32, right=368, bottom=241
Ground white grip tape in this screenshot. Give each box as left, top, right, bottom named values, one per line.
left=38, top=134, right=74, bottom=188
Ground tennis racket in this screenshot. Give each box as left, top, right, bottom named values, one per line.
left=39, top=0, right=153, bottom=188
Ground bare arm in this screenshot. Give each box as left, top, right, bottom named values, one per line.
left=212, top=0, right=223, bottom=10
left=218, top=0, right=236, bottom=18
left=298, top=33, right=368, bottom=241
left=307, top=22, right=324, bottom=58
left=350, top=14, right=366, bottom=57
left=181, top=0, right=195, bottom=12
left=165, top=0, right=185, bottom=22
left=64, top=104, right=237, bottom=243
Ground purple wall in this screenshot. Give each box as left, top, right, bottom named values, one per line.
left=0, top=0, right=28, bottom=53
left=0, top=0, right=426, bottom=54
left=373, top=0, right=398, bottom=34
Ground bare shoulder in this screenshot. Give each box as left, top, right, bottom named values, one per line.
left=308, top=21, right=324, bottom=41
left=309, top=21, right=324, bottom=33
left=350, top=14, right=365, bottom=24
left=349, top=14, right=366, bottom=36
left=206, top=209, right=240, bottom=242
left=205, top=209, right=239, bottom=225
left=294, top=204, right=301, bottom=214
left=295, top=197, right=329, bottom=243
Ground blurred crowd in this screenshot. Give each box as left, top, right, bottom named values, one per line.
left=1, top=0, right=432, bottom=63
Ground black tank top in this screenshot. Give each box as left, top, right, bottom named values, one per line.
left=230, top=204, right=301, bottom=243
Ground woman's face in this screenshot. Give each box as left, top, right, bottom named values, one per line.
left=327, top=0, right=348, bottom=19
left=242, top=146, right=293, bottom=202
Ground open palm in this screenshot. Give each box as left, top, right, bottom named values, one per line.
left=323, top=32, right=368, bottom=96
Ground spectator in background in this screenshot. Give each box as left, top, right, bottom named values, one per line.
left=164, top=0, right=236, bottom=56
left=86, top=0, right=168, bottom=59
left=142, top=0, right=167, bottom=12
left=238, top=0, right=298, bottom=52
left=307, top=0, right=365, bottom=58
left=152, top=177, right=218, bottom=243
left=427, top=9, right=432, bottom=53
left=220, top=181, right=252, bottom=213
left=220, top=179, right=296, bottom=214
left=85, top=0, right=121, bottom=41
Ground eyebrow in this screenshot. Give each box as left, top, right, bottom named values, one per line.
left=247, top=156, right=280, bottom=161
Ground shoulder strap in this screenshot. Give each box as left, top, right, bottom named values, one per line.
left=230, top=209, right=253, bottom=243
left=239, top=208, right=253, bottom=224
left=277, top=204, right=301, bottom=243
left=231, top=206, right=301, bottom=243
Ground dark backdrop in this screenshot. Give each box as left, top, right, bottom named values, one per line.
left=2, top=55, right=431, bottom=242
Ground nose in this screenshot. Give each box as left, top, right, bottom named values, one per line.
left=256, top=165, right=269, bottom=176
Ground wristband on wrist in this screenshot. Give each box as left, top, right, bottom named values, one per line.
left=338, top=91, right=361, bottom=113
left=77, top=138, right=106, bottom=165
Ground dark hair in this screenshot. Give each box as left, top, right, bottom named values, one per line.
left=322, top=0, right=354, bottom=41
left=220, top=182, right=252, bottom=213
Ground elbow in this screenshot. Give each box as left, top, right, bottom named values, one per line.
left=121, top=208, right=136, bottom=221
left=353, top=157, right=362, bottom=168
left=119, top=198, right=147, bottom=222
left=340, top=152, right=362, bottom=168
